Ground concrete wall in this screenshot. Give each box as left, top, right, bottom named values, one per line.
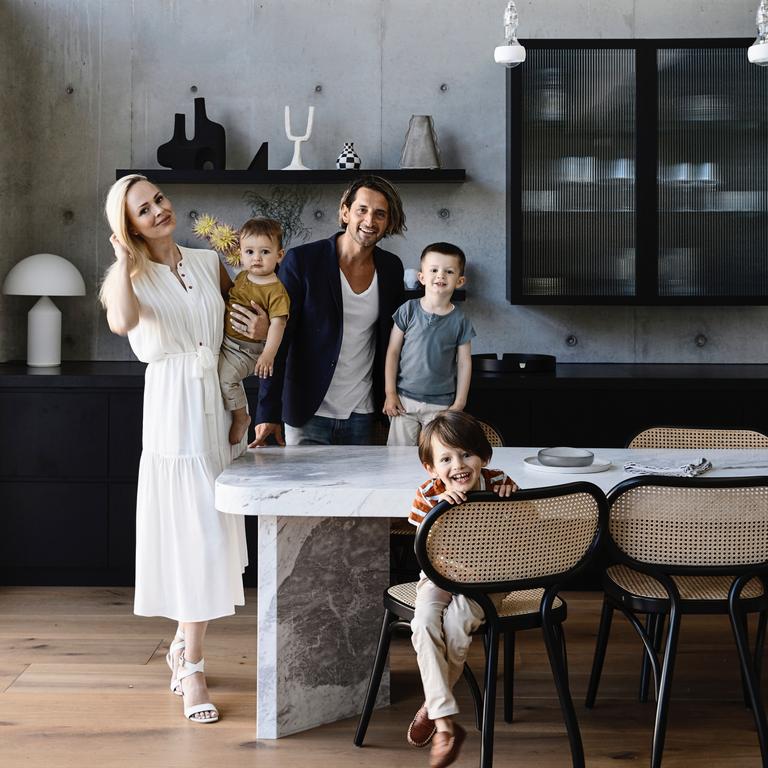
left=0, top=0, right=765, bottom=364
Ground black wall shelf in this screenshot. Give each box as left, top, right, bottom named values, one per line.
left=404, top=288, right=466, bottom=302
left=115, top=168, right=466, bottom=184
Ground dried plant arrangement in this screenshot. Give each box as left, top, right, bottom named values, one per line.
left=242, top=186, right=317, bottom=249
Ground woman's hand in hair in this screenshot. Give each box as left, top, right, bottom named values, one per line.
left=110, top=233, right=133, bottom=266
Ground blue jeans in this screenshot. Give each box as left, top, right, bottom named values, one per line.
left=285, top=412, right=373, bottom=446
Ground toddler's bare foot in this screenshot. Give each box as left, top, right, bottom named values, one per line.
left=229, top=410, right=251, bottom=444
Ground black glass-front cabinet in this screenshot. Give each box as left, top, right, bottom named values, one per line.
left=507, top=40, right=768, bottom=305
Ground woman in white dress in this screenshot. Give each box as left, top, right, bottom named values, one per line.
left=99, top=174, right=268, bottom=723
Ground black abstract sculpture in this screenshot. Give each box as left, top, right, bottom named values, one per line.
left=157, top=97, right=226, bottom=170
left=248, top=142, right=269, bottom=172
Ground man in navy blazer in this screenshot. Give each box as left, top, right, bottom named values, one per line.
left=249, top=176, right=405, bottom=446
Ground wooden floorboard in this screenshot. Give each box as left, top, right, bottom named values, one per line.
left=0, top=588, right=765, bottom=767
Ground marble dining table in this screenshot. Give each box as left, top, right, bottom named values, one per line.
left=215, top=445, right=768, bottom=738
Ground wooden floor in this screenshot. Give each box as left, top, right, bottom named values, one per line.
left=0, top=588, right=765, bottom=768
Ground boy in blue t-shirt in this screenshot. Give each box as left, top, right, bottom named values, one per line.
left=383, top=242, right=475, bottom=445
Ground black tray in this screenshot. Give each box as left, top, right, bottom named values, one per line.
left=473, top=353, right=556, bottom=374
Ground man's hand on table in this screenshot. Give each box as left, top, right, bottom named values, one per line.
left=249, top=422, right=285, bottom=448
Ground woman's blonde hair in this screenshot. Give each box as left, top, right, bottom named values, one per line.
left=98, top=174, right=158, bottom=308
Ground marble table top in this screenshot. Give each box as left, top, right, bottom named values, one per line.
left=216, top=446, right=768, bottom=517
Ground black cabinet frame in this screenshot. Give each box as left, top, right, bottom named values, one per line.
left=506, top=38, right=764, bottom=306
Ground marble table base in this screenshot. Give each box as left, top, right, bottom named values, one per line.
left=257, top=515, right=391, bottom=738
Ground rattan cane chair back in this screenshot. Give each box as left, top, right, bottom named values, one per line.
left=379, top=415, right=504, bottom=447
left=627, top=426, right=768, bottom=450
left=478, top=420, right=505, bottom=447
left=421, top=491, right=601, bottom=589
left=609, top=481, right=768, bottom=570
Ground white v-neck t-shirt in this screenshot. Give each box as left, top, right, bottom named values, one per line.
left=316, top=269, right=379, bottom=419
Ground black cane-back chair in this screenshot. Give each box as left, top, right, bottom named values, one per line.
left=585, top=476, right=768, bottom=768
left=356, top=484, right=606, bottom=768
left=622, top=426, right=768, bottom=703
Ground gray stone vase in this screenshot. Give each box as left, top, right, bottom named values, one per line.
left=399, top=115, right=441, bottom=169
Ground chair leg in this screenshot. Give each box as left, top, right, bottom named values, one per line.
left=557, top=623, right=569, bottom=681
left=729, top=578, right=768, bottom=768
left=639, top=614, right=654, bottom=703
left=354, top=609, right=395, bottom=747
left=739, top=613, right=753, bottom=710
left=542, top=590, right=584, bottom=768
left=462, top=661, right=484, bottom=732
left=480, top=623, right=500, bottom=768
left=755, top=610, right=767, bottom=685
left=585, top=597, right=614, bottom=709
left=503, top=631, right=515, bottom=723
left=640, top=613, right=666, bottom=703
left=650, top=601, right=682, bottom=768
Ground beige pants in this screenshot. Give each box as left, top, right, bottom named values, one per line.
left=387, top=394, right=447, bottom=446
left=218, top=335, right=265, bottom=411
left=411, top=575, right=506, bottom=720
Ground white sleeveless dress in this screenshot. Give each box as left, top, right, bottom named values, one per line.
left=127, top=246, right=248, bottom=622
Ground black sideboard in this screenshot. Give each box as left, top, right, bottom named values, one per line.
left=0, top=362, right=261, bottom=587
left=467, top=363, right=768, bottom=447
left=2, top=361, right=768, bottom=586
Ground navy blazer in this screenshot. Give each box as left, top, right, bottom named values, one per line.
left=255, top=233, right=404, bottom=428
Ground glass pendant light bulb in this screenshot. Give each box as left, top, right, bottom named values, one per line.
left=494, top=0, right=526, bottom=67
left=748, top=0, right=768, bottom=65
left=757, top=0, right=768, bottom=42
left=503, top=0, right=520, bottom=45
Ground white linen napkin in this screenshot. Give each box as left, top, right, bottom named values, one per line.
left=623, top=457, right=712, bottom=477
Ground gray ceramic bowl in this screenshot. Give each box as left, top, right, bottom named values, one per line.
left=537, top=447, right=594, bottom=467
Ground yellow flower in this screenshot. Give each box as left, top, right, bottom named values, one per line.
left=192, top=213, right=218, bottom=238
left=223, top=249, right=242, bottom=267
left=209, top=223, right=238, bottom=252
left=192, top=214, right=241, bottom=266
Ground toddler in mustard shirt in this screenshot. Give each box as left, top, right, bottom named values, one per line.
left=219, top=217, right=290, bottom=444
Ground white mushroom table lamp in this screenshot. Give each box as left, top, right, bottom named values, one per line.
left=2, top=253, right=86, bottom=367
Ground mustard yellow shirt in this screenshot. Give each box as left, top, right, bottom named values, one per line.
left=225, top=271, right=290, bottom=343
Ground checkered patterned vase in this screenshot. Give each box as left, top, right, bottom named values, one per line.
left=336, top=142, right=361, bottom=170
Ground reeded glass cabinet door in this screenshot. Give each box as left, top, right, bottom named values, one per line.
left=658, top=47, right=768, bottom=299
left=508, top=40, right=768, bottom=305
left=510, top=47, right=637, bottom=302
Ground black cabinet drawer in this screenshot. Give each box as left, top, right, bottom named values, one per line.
left=108, top=482, right=136, bottom=571
left=0, top=482, right=108, bottom=568
left=109, top=392, right=143, bottom=478
left=0, top=393, right=108, bottom=478
left=466, top=391, right=533, bottom=446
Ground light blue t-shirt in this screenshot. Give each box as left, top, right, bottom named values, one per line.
left=393, top=299, right=475, bottom=405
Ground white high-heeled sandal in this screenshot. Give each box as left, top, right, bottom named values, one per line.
left=165, top=629, right=185, bottom=695
left=177, top=653, right=219, bottom=724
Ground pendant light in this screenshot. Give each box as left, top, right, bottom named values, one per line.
left=748, top=0, right=768, bottom=65
left=494, top=0, right=526, bottom=67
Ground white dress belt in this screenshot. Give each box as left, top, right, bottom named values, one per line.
left=154, top=346, right=219, bottom=415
